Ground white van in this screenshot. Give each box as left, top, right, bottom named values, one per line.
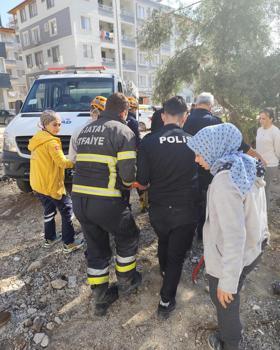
left=2, top=68, right=125, bottom=192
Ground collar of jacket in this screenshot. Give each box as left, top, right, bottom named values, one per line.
left=162, top=123, right=182, bottom=130
left=193, top=108, right=213, bottom=117
left=100, top=110, right=126, bottom=124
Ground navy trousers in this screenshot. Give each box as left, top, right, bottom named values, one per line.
left=37, top=193, right=75, bottom=245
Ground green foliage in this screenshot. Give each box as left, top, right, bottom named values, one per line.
left=138, top=0, right=280, bottom=139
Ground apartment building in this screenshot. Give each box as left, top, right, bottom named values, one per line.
left=8, top=0, right=192, bottom=102
left=0, top=25, right=27, bottom=110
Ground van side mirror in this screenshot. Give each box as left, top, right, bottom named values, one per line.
left=15, top=100, right=23, bottom=114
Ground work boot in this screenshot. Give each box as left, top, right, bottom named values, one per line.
left=92, top=284, right=119, bottom=316
left=118, top=271, right=142, bottom=296
left=157, top=298, right=176, bottom=320
left=208, top=333, right=223, bottom=350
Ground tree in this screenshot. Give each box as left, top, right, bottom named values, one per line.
left=138, top=0, right=280, bottom=140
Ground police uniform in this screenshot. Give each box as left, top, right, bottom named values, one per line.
left=72, top=110, right=140, bottom=306
left=137, top=124, right=198, bottom=304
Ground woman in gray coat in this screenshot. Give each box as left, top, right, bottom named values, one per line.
left=188, top=123, right=268, bottom=350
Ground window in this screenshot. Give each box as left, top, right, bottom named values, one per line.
left=47, top=49, right=52, bottom=57
left=151, top=54, right=159, bottom=66
left=139, top=75, right=147, bottom=88
left=81, top=16, right=91, bottom=31
left=139, top=52, right=147, bottom=65
left=26, top=54, right=33, bottom=68
left=22, top=31, right=30, bottom=47
left=31, top=26, right=41, bottom=44
left=34, top=51, right=44, bottom=67
left=21, top=77, right=115, bottom=113
left=137, top=5, right=145, bottom=19
left=20, top=8, right=27, bottom=23
left=52, top=46, right=60, bottom=63
left=29, top=1, right=38, bottom=18
left=49, top=18, right=57, bottom=36
left=83, top=44, right=93, bottom=58
left=46, top=0, right=54, bottom=9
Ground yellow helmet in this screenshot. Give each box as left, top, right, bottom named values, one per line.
left=127, top=96, right=138, bottom=109
left=91, top=96, right=107, bottom=111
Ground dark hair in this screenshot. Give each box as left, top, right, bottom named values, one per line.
left=163, top=96, right=188, bottom=117
left=261, top=108, right=274, bottom=120
left=105, top=93, right=129, bottom=115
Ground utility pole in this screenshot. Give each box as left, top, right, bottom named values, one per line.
left=113, top=0, right=123, bottom=78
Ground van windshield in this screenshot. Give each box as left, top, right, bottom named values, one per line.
left=21, top=77, right=114, bottom=113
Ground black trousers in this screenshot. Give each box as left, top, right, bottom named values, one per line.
left=149, top=204, right=196, bottom=302
left=72, top=196, right=139, bottom=286
left=37, top=193, right=75, bottom=244
left=208, top=255, right=262, bottom=349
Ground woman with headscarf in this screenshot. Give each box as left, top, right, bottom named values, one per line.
left=188, top=123, right=269, bottom=350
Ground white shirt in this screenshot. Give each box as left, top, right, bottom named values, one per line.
left=256, top=125, right=280, bottom=167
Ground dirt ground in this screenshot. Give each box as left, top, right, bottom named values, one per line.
left=0, top=125, right=279, bottom=350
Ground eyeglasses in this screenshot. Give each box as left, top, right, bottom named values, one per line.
left=52, top=123, right=61, bottom=127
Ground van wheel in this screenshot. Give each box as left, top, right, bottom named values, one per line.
left=16, top=179, right=32, bottom=193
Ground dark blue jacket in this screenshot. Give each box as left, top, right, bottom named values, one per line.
left=127, top=111, right=141, bottom=148
left=183, top=108, right=222, bottom=135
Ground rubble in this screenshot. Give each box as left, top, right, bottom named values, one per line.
left=27, top=260, right=42, bottom=272
left=51, top=279, right=68, bottom=290
left=33, top=332, right=45, bottom=344
left=0, top=179, right=279, bottom=350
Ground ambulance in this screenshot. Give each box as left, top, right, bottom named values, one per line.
left=2, top=66, right=125, bottom=192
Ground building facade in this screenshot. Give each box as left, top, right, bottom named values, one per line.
left=9, top=0, right=193, bottom=103
left=0, top=26, right=27, bottom=111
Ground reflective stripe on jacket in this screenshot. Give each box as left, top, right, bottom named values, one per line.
left=72, top=112, right=136, bottom=198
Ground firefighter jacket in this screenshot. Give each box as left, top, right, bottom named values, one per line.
left=28, top=130, right=73, bottom=199
left=72, top=111, right=136, bottom=198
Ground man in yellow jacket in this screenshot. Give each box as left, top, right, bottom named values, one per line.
left=28, top=110, right=84, bottom=253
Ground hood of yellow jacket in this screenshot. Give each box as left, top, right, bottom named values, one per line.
left=28, top=130, right=60, bottom=152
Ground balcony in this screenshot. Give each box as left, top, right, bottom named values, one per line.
left=122, top=60, right=136, bottom=71
left=5, top=59, right=17, bottom=66
left=98, top=4, right=114, bottom=18
left=100, top=30, right=114, bottom=43
left=102, top=57, right=116, bottom=68
left=120, top=9, right=135, bottom=24
left=121, top=36, right=135, bottom=48
left=4, top=41, right=20, bottom=50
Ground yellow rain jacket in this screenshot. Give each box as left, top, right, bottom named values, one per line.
left=28, top=130, right=73, bottom=199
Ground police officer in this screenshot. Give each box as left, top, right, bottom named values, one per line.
left=136, top=96, right=198, bottom=319
left=72, top=93, right=141, bottom=316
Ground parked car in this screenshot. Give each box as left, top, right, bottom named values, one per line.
left=0, top=110, right=15, bottom=125
left=138, top=104, right=153, bottom=131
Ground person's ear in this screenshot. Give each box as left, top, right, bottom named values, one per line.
left=120, top=110, right=128, bottom=121
left=161, top=112, right=166, bottom=122
left=182, top=112, right=188, bottom=124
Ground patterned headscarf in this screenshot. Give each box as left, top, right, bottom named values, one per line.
left=188, top=123, right=257, bottom=195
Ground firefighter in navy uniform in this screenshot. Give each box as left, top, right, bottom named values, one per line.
left=136, top=96, right=199, bottom=319
left=72, top=93, right=141, bottom=316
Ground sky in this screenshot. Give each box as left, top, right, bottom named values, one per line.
left=0, top=0, right=22, bottom=26
left=0, top=0, right=195, bottom=27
